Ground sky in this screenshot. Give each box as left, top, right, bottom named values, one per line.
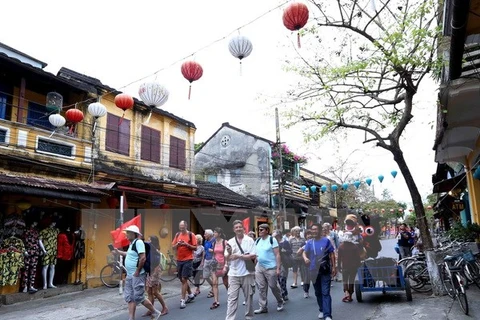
left=0, top=0, right=437, bottom=206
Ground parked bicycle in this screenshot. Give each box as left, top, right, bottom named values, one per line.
left=440, top=251, right=469, bottom=315
left=160, top=250, right=178, bottom=282
left=100, top=253, right=126, bottom=288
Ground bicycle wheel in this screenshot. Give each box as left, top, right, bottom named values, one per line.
left=189, top=269, right=206, bottom=286
left=100, top=264, right=122, bottom=288
left=404, top=262, right=432, bottom=293
left=160, top=263, right=178, bottom=282
left=455, top=274, right=469, bottom=315
left=464, top=261, right=480, bottom=290
left=439, top=264, right=454, bottom=298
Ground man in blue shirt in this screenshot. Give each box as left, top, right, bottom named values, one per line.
left=114, top=225, right=161, bottom=320
left=254, top=223, right=284, bottom=314
left=303, top=223, right=336, bottom=320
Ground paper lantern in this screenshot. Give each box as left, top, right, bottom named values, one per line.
left=88, top=102, right=107, bottom=118
left=46, top=92, right=63, bottom=113
left=310, top=185, right=317, bottom=192
left=390, top=209, right=394, bottom=213
left=301, top=185, right=307, bottom=192
left=378, top=175, right=384, bottom=183
left=381, top=209, right=385, bottom=213
left=391, top=170, right=398, bottom=178
left=366, top=178, right=372, bottom=186
left=354, top=181, right=361, bottom=189
left=342, top=183, right=349, bottom=190
left=114, top=93, right=134, bottom=125
left=181, top=61, right=203, bottom=99
left=427, top=205, right=432, bottom=210
left=65, top=109, right=84, bottom=135
left=49, top=114, right=66, bottom=127
left=228, top=35, right=253, bottom=75
left=331, top=185, right=338, bottom=192
left=320, top=185, right=327, bottom=193
left=138, top=82, right=169, bottom=123
left=107, top=197, right=119, bottom=209
left=409, top=209, right=413, bottom=213
left=282, top=2, right=309, bottom=48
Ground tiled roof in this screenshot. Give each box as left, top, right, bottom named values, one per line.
left=196, top=181, right=259, bottom=208
left=0, top=173, right=108, bottom=195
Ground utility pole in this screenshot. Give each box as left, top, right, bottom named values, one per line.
left=275, top=108, right=287, bottom=231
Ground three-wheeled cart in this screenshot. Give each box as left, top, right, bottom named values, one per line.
left=354, top=257, right=412, bottom=302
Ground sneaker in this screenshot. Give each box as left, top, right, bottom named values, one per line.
left=243, top=301, right=246, bottom=305
left=186, top=294, right=195, bottom=303
left=304, top=292, right=309, bottom=298
left=300, top=281, right=304, bottom=285
left=318, top=312, right=323, bottom=319
left=180, top=300, right=186, bottom=309
left=276, top=302, right=284, bottom=312
left=325, top=317, right=332, bottom=320
left=254, top=309, right=268, bottom=314
left=151, top=311, right=161, bottom=320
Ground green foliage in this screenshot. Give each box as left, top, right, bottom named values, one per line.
left=194, top=142, right=204, bottom=153
left=446, top=223, right=480, bottom=242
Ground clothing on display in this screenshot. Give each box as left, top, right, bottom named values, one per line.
left=57, top=232, right=74, bottom=261
left=3, top=213, right=26, bottom=238
left=40, top=225, right=59, bottom=266
left=0, top=236, right=25, bottom=286
left=21, top=223, right=42, bottom=292
left=73, top=227, right=85, bottom=284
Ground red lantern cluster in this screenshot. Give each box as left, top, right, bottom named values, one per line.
left=114, top=93, right=134, bottom=125
left=282, top=2, right=309, bottom=48
left=65, top=108, right=84, bottom=135
left=181, top=61, right=203, bottom=100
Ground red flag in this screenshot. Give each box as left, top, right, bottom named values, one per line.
left=110, top=215, right=141, bottom=248
left=243, top=218, right=250, bottom=234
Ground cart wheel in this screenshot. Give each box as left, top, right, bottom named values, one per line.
left=355, top=281, right=363, bottom=302
left=405, top=278, right=413, bottom=301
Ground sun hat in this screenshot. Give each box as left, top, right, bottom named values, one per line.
left=123, top=225, right=142, bottom=236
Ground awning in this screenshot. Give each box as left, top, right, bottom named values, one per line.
left=0, top=185, right=102, bottom=203
left=117, top=185, right=216, bottom=205
left=433, top=173, right=466, bottom=193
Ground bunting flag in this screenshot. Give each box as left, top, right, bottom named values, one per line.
left=243, top=217, right=250, bottom=233
left=110, top=215, right=141, bottom=249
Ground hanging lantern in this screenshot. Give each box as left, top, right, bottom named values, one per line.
left=320, top=185, right=327, bottom=193
left=49, top=114, right=66, bottom=127
left=399, top=208, right=404, bottom=213
left=331, top=185, right=338, bottom=192
left=378, top=175, right=384, bottom=183
left=390, top=209, right=394, bottom=213
left=138, top=82, right=169, bottom=123
left=381, top=209, right=385, bottom=213
left=427, top=205, right=432, bottom=210
left=282, top=2, right=309, bottom=48
left=46, top=92, right=63, bottom=113
left=65, top=108, right=84, bottom=135
left=114, top=93, right=134, bottom=125
left=342, top=183, right=349, bottom=190
left=310, top=185, right=317, bottom=192
left=353, top=181, right=361, bottom=189
left=409, top=209, right=413, bottom=213
left=301, top=185, right=307, bottom=192
left=88, top=102, right=107, bottom=135
left=107, top=196, right=119, bottom=209
left=181, top=61, right=203, bottom=100
left=391, top=170, right=398, bottom=178
left=228, top=35, right=253, bottom=75
left=366, top=178, right=372, bottom=186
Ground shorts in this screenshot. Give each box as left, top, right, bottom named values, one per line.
left=291, top=259, right=303, bottom=272
left=177, top=260, right=193, bottom=279
left=203, top=259, right=216, bottom=278
left=42, top=254, right=57, bottom=266
left=124, top=274, right=146, bottom=304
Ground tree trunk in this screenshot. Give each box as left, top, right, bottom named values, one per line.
left=391, top=148, right=443, bottom=294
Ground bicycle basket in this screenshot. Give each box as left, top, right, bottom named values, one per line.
left=107, top=253, right=116, bottom=265
left=463, top=250, right=475, bottom=263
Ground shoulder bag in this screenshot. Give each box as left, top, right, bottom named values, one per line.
left=235, top=237, right=256, bottom=272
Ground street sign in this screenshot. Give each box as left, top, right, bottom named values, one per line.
left=284, top=221, right=290, bottom=230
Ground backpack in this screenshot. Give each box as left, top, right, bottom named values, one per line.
left=255, top=235, right=274, bottom=246
left=173, top=231, right=193, bottom=244
left=132, top=239, right=161, bottom=274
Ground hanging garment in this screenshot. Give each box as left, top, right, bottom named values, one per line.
left=1, top=235, right=26, bottom=253
left=0, top=249, right=24, bottom=286
left=74, top=230, right=85, bottom=259
left=39, top=227, right=59, bottom=265
left=57, top=233, right=73, bottom=260
left=3, top=214, right=26, bottom=238
left=23, top=227, right=41, bottom=256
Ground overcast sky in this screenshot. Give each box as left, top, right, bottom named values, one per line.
left=0, top=0, right=437, bottom=206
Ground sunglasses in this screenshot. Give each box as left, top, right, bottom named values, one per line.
left=259, top=228, right=266, bottom=231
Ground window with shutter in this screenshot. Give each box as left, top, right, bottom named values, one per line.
left=141, top=125, right=161, bottom=162
left=106, top=113, right=130, bottom=156
left=169, top=136, right=186, bottom=170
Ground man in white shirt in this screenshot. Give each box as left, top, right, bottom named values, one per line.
left=225, top=220, right=257, bottom=320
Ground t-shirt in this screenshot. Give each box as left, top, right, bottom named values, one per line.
left=213, top=240, right=226, bottom=267
left=289, top=237, right=306, bottom=259
left=172, top=232, right=197, bottom=262
left=226, top=235, right=256, bottom=277
left=304, top=237, right=334, bottom=271
left=125, top=239, right=145, bottom=276
left=397, top=231, right=411, bottom=247
left=204, top=238, right=214, bottom=260
left=256, top=236, right=278, bottom=269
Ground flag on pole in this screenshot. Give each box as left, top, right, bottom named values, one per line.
left=243, top=217, right=250, bottom=233
left=110, top=215, right=141, bottom=248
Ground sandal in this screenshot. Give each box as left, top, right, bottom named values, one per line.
left=210, top=302, right=220, bottom=309
left=160, top=308, right=169, bottom=316
left=194, top=290, right=201, bottom=296
left=141, top=311, right=152, bottom=317
left=207, top=291, right=214, bottom=298
left=348, top=296, right=353, bottom=302
left=342, top=296, right=350, bottom=302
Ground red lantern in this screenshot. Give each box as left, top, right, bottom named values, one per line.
left=409, top=209, right=413, bottom=213
left=181, top=61, right=203, bottom=100
left=381, top=209, right=385, bottom=213
left=282, top=2, right=309, bottom=48
left=427, top=205, right=432, bottom=210
left=107, top=196, right=119, bottom=209
left=114, top=93, right=134, bottom=125
left=65, top=109, right=84, bottom=135
left=160, top=203, right=170, bottom=209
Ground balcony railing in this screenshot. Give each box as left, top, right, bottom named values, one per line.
left=272, top=179, right=310, bottom=201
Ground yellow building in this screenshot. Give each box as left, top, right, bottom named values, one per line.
left=0, top=42, right=208, bottom=298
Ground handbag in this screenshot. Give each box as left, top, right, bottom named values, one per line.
left=235, top=236, right=256, bottom=272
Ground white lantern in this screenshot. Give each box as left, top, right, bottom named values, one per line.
left=48, top=114, right=66, bottom=127
left=88, top=102, right=107, bottom=118
left=228, top=35, right=253, bottom=61
left=138, top=82, right=169, bottom=108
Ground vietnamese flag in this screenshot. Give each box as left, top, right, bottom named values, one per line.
left=110, top=215, right=141, bottom=248
left=243, top=218, right=250, bottom=233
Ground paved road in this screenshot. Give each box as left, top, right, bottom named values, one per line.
left=105, top=239, right=410, bottom=320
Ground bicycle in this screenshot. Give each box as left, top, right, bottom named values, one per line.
left=440, top=252, right=469, bottom=315
left=100, top=253, right=126, bottom=288
left=160, top=250, right=178, bottom=282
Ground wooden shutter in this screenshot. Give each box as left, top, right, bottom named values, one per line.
left=169, top=136, right=178, bottom=168
left=151, top=129, right=161, bottom=163
left=177, top=138, right=186, bottom=170
left=141, top=126, right=151, bottom=161
left=118, top=118, right=130, bottom=156
left=169, top=136, right=186, bottom=170
left=141, top=126, right=161, bottom=163
left=106, top=113, right=118, bottom=152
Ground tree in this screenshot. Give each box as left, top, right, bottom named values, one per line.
left=282, top=0, right=442, bottom=293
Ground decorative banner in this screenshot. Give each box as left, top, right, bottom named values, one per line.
left=391, top=170, right=398, bottom=178
left=378, top=175, right=384, bottom=183
left=353, top=181, right=361, bottom=189
left=366, top=178, right=372, bottom=186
